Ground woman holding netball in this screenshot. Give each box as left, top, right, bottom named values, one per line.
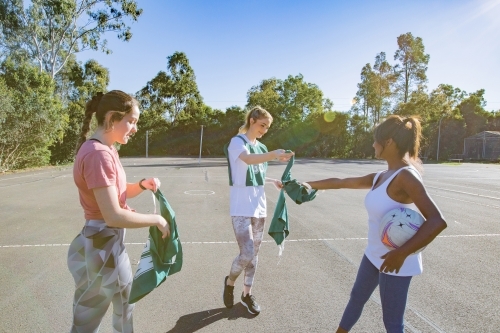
left=68, top=90, right=169, bottom=333
left=305, top=115, right=447, bottom=333
left=222, top=106, right=294, bottom=315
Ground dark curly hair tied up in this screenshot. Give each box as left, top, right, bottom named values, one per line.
left=373, top=115, right=422, bottom=160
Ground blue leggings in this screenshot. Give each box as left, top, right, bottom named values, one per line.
left=339, top=255, right=412, bottom=333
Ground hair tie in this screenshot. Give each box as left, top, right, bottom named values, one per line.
left=403, top=119, right=413, bottom=129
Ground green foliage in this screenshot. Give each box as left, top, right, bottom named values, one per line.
left=246, top=74, right=326, bottom=129
left=348, top=112, right=374, bottom=158
left=0, top=59, right=65, bottom=171
left=0, top=0, right=143, bottom=77
left=458, top=89, right=489, bottom=137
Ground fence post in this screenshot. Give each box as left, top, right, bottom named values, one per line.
left=146, top=130, right=149, bottom=158
left=198, top=125, right=204, bottom=164
left=482, top=131, right=486, bottom=159
left=437, top=117, right=443, bottom=161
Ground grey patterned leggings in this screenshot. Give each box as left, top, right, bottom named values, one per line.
left=67, top=220, right=134, bottom=333
left=229, top=216, right=266, bottom=287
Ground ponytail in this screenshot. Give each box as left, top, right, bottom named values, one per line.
left=403, top=117, right=421, bottom=159
left=75, top=92, right=103, bottom=154
left=374, top=115, right=422, bottom=160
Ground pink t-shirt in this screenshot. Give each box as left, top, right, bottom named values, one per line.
left=73, top=140, right=132, bottom=220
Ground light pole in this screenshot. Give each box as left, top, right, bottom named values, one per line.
left=436, top=116, right=444, bottom=161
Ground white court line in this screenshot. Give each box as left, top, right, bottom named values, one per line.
left=0, top=170, right=69, bottom=182
left=184, top=190, right=215, bottom=195
left=427, top=185, right=500, bottom=200
left=1, top=234, right=498, bottom=248
left=431, top=193, right=500, bottom=209
left=426, top=181, right=500, bottom=195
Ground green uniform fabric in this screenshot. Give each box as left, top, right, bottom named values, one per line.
left=223, top=135, right=268, bottom=186
left=268, top=153, right=318, bottom=246
left=268, top=189, right=289, bottom=246
left=129, top=189, right=183, bottom=304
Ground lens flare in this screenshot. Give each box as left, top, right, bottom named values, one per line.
left=323, top=111, right=336, bottom=123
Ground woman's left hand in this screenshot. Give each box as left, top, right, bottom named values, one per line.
left=141, top=178, right=161, bottom=192
left=379, top=249, right=409, bottom=274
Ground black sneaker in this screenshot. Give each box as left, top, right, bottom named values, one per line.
left=241, top=292, right=261, bottom=315
left=223, top=276, right=234, bottom=308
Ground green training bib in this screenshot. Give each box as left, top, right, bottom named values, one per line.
left=223, top=135, right=268, bottom=186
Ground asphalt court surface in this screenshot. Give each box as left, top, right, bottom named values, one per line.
left=0, top=158, right=499, bottom=332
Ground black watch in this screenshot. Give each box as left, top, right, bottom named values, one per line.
left=139, top=178, right=147, bottom=190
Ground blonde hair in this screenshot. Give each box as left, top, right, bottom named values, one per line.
left=239, top=106, right=273, bottom=134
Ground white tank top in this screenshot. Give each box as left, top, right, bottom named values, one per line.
left=364, top=166, right=423, bottom=276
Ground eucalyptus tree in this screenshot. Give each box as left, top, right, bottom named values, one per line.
left=372, top=52, right=395, bottom=122
left=0, top=0, right=142, bottom=78
left=138, top=51, right=204, bottom=123
left=393, top=32, right=430, bottom=104
left=351, top=63, right=372, bottom=121
left=352, top=53, right=394, bottom=127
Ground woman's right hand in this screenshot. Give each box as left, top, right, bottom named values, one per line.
left=156, top=215, right=170, bottom=239
left=274, top=149, right=294, bottom=162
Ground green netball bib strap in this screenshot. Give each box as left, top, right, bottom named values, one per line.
left=224, top=135, right=267, bottom=187
left=224, top=136, right=247, bottom=186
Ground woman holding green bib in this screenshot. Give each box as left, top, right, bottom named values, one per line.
left=222, top=106, right=294, bottom=315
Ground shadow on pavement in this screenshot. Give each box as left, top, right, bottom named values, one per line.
left=165, top=304, right=257, bottom=332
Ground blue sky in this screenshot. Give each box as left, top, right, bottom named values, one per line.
left=78, top=0, right=500, bottom=112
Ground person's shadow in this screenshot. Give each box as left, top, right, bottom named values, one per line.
left=165, top=304, right=256, bottom=332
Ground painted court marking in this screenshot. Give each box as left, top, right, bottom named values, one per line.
left=431, top=193, right=500, bottom=209
left=184, top=190, right=215, bottom=195
left=1, top=233, right=498, bottom=248
left=427, top=185, right=500, bottom=200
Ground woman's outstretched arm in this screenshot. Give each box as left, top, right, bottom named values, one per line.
left=306, top=173, right=376, bottom=190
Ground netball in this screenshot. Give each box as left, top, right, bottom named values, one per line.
left=379, top=207, right=426, bottom=253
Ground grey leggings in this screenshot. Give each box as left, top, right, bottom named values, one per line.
left=67, top=220, right=134, bottom=333
left=228, top=216, right=266, bottom=287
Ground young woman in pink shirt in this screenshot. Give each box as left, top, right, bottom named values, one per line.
left=68, top=90, right=169, bottom=333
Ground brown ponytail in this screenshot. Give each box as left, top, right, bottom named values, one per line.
left=373, top=115, right=422, bottom=160
left=75, top=90, right=139, bottom=154
left=75, top=92, right=103, bottom=154
left=403, top=117, right=421, bottom=159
